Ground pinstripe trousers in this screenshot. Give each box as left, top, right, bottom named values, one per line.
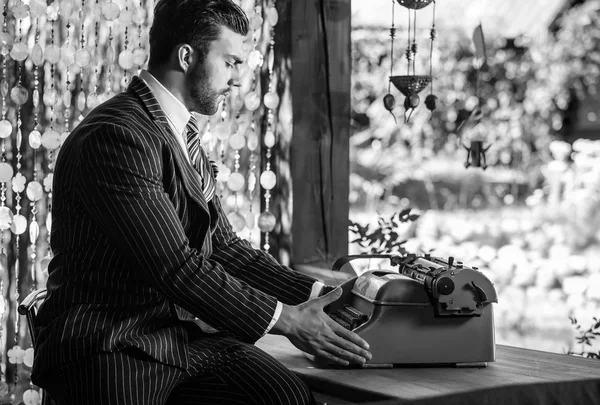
left=42, top=335, right=316, bottom=405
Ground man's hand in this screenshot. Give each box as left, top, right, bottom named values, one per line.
left=271, top=288, right=372, bottom=366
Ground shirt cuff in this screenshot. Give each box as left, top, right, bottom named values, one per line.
left=264, top=281, right=325, bottom=336
left=310, top=281, right=326, bottom=299
left=264, top=301, right=283, bottom=335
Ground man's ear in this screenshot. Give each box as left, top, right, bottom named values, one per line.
left=175, top=44, right=194, bottom=73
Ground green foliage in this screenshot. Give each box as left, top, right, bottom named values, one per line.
left=350, top=1, right=600, bottom=210
left=566, top=317, right=600, bottom=360
left=348, top=208, right=420, bottom=254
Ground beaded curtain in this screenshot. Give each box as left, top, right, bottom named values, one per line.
left=0, top=0, right=280, bottom=402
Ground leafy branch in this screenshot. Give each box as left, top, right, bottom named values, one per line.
left=348, top=208, right=420, bottom=255
left=566, top=316, right=600, bottom=360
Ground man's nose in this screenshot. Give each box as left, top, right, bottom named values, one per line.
left=228, top=69, right=241, bottom=87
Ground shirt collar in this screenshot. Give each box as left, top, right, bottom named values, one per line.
left=139, top=69, right=190, bottom=136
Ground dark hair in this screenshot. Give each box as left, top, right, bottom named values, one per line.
left=148, top=0, right=249, bottom=69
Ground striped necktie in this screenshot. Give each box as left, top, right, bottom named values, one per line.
left=185, top=114, right=216, bottom=202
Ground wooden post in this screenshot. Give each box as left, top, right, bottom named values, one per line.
left=290, top=0, right=351, bottom=269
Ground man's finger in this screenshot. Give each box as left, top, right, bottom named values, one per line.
left=330, top=320, right=371, bottom=351
left=321, top=341, right=369, bottom=365
left=318, top=286, right=342, bottom=306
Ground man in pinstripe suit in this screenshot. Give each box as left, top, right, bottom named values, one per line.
left=31, top=1, right=371, bottom=404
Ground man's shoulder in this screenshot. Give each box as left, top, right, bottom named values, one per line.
left=87, top=91, right=150, bottom=128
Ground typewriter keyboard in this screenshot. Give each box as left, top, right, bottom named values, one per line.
left=329, top=305, right=369, bottom=330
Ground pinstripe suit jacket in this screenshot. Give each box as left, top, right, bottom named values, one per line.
left=31, top=76, right=317, bottom=381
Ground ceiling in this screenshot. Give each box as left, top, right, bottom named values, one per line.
left=351, top=0, right=569, bottom=39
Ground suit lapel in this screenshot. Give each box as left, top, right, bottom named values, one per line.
left=128, top=76, right=209, bottom=215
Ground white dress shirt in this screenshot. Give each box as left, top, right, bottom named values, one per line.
left=138, top=70, right=324, bottom=335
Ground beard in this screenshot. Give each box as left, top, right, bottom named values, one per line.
left=186, top=60, right=221, bottom=115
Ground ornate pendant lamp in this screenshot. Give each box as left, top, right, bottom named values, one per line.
left=384, top=0, right=438, bottom=123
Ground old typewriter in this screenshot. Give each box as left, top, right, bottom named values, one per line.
left=319, top=253, right=498, bottom=368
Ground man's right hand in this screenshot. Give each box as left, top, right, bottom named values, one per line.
left=271, top=288, right=372, bottom=366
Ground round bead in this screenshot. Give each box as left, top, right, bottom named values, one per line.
left=87, top=92, right=99, bottom=109
left=260, top=170, right=277, bottom=190
left=266, top=6, right=279, bottom=26
left=264, top=92, right=280, bottom=109
left=257, top=211, right=276, bottom=232
left=119, top=8, right=133, bottom=24
left=245, top=211, right=256, bottom=229
left=45, top=44, right=61, bottom=64
left=0, top=119, right=12, bottom=138
left=0, top=206, right=12, bottom=231
left=119, top=50, right=134, bottom=70
left=11, top=214, right=27, bottom=235
left=12, top=173, right=26, bottom=192
left=227, top=172, right=245, bottom=192
left=229, top=133, right=245, bottom=150
left=43, top=88, right=59, bottom=106
left=41, top=130, right=61, bottom=150
left=75, top=48, right=91, bottom=67
left=134, top=8, right=147, bottom=24
left=29, top=130, right=42, bottom=149
left=61, top=0, right=76, bottom=19
left=26, top=181, right=44, bottom=202
left=10, top=42, right=28, bottom=61
left=133, top=48, right=147, bottom=66
left=23, top=388, right=41, bottom=405
left=10, top=84, right=29, bottom=105
left=232, top=95, right=245, bottom=111
left=201, top=130, right=213, bottom=144
left=0, top=162, right=13, bottom=182
left=29, top=0, right=47, bottom=18
left=31, top=44, right=44, bottom=66
left=247, top=50, right=264, bottom=70
left=250, top=13, right=263, bottom=31
left=264, top=130, right=276, bottom=148
left=47, top=2, right=60, bottom=20
left=215, top=166, right=231, bottom=183
left=244, top=92, right=261, bottom=111
left=24, top=348, right=34, bottom=368
left=247, top=133, right=259, bottom=151
left=102, top=2, right=121, bottom=20
left=228, top=211, right=246, bottom=233
left=11, top=3, right=29, bottom=19
left=213, top=122, right=231, bottom=141
left=61, top=44, right=76, bottom=65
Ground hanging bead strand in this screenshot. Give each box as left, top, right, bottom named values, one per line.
left=8, top=7, right=29, bottom=396
left=0, top=2, right=10, bottom=398
left=75, top=0, right=91, bottom=123
left=258, top=0, right=280, bottom=251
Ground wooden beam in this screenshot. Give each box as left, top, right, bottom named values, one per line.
left=290, top=0, right=351, bottom=268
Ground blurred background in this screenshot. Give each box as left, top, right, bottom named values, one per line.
left=347, top=0, right=600, bottom=357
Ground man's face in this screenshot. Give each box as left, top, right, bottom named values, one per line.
left=185, top=27, right=245, bottom=115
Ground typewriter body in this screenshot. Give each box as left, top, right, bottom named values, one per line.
left=324, top=254, right=498, bottom=368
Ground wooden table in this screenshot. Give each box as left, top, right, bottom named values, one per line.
left=256, top=335, right=600, bottom=405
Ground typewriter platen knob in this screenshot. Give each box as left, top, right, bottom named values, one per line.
left=436, top=277, right=455, bottom=296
